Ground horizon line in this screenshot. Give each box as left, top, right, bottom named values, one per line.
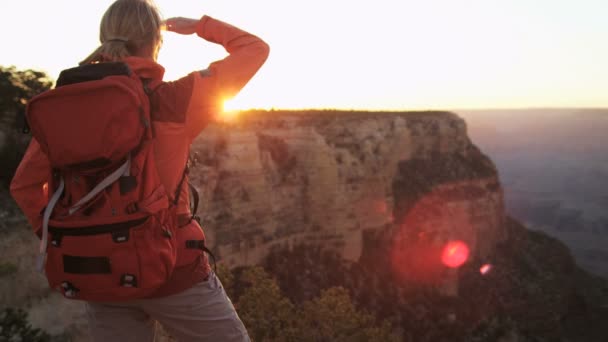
left=227, top=106, right=608, bottom=113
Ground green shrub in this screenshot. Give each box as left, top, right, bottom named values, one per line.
left=0, top=308, right=51, bottom=342
left=232, top=266, right=399, bottom=342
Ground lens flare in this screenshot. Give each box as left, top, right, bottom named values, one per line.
left=480, top=263, right=492, bottom=275
left=42, top=182, right=48, bottom=198
left=441, top=241, right=469, bottom=268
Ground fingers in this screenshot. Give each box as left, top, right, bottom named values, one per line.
left=161, top=17, right=198, bottom=35
left=162, top=17, right=178, bottom=32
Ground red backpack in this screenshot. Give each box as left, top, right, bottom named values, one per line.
left=26, top=62, right=180, bottom=302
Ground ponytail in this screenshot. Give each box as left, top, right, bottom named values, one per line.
left=80, top=39, right=134, bottom=65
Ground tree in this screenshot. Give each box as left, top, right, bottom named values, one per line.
left=236, top=267, right=300, bottom=342
left=300, top=287, right=400, bottom=342
left=0, top=66, right=52, bottom=119
left=230, top=266, right=399, bottom=342
left=0, top=66, right=52, bottom=186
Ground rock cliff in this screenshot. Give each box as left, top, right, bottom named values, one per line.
left=190, top=110, right=506, bottom=291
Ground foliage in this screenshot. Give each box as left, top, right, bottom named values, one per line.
left=259, top=223, right=608, bottom=342
left=0, top=133, right=21, bottom=187
left=0, top=308, right=51, bottom=342
left=464, top=316, right=521, bottom=342
left=0, top=66, right=52, bottom=187
left=221, top=266, right=399, bottom=342
left=216, top=264, right=235, bottom=299
left=299, top=287, right=399, bottom=342
left=0, top=66, right=52, bottom=118
left=236, top=267, right=300, bottom=341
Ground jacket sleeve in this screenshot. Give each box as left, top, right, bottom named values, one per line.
left=10, top=138, right=51, bottom=234
left=185, top=16, right=270, bottom=140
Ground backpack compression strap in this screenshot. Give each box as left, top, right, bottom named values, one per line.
left=36, top=157, right=131, bottom=272
left=36, top=177, right=65, bottom=272
left=173, top=163, right=201, bottom=225
left=185, top=240, right=217, bottom=274
left=68, top=157, right=131, bottom=215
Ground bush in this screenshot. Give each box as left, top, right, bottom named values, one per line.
left=0, top=308, right=51, bottom=342
left=236, top=267, right=300, bottom=342
left=300, top=287, right=399, bottom=342
left=229, top=266, right=399, bottom=342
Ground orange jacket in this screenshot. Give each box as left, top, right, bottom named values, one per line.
left=10, top=15, right=269, bottom=297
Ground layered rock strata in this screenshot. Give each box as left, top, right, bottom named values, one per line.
left=189, top=111, right=506, bottom=285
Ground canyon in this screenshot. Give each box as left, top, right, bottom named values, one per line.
left=1, top=110, right=606, bottom=341
left=190, top=110, right=506, bottom=278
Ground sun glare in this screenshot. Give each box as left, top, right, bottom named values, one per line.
left=219, top=99, right=241, bottom=123
left=222, top=98, right=242, bottom=112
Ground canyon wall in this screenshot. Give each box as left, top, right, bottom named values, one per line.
left=189, top=110, right=507, bottom=281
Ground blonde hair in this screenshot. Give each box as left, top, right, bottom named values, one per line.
left=80, top=0, right=162, bottom=65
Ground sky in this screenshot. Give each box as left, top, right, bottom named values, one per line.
left=1, top=0, right=607, bottom=110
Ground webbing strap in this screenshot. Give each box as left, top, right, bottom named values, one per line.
left=185, top=240, right=217, bottom=273
left=174, top=151, right=200, bottom=224
left=188, top=182, right=200, bottom=218
left=68, top=157, right=130, bottom=215
left=37, top=177, right=65, bottom=272
left=37, top=158, right=131, bottom=272
left=174, top=163, right=189, bottom=206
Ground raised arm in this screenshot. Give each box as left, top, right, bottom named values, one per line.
left=164, top=15, right=270, bottom=140
left=197, top=16, right=269, bottom=100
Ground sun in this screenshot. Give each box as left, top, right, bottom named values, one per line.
left=219, top=99, right=242, bottom=122
left=222, top=98, right=242, bottom=112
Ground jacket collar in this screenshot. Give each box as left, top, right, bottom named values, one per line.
left=123, top=57, right=165, bottom=81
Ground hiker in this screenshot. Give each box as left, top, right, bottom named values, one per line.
left=10, top=0, right=269, bottom=341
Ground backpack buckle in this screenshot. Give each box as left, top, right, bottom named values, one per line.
left=112, top=230, right=130, bottom=243
left=61, top=281, right=80, bottom=298
left=51, top=234, right=63, bottom=248
left=125, top=202, right=139, bottom=214
left=120, top=274, right=138, bottom=288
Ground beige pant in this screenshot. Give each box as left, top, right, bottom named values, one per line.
left=86, top=272, right=250, bottom=342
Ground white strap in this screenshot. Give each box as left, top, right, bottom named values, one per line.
left=35, top=157, right=131, bottom=272
left=68, top=158, right=131, bottom=215
left=37, top=177, right=65, bottom=272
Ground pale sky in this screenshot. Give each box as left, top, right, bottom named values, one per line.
left=1, top=0, right=607, bottom=110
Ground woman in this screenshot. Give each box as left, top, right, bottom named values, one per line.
left=10, top=0, right=269, bottom=341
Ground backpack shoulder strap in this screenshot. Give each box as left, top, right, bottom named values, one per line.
left=139, top=78, right=162, bottom=139
left=173, top=152, right=201, bottom=224
left=141, top=78, right=162, bottom=96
